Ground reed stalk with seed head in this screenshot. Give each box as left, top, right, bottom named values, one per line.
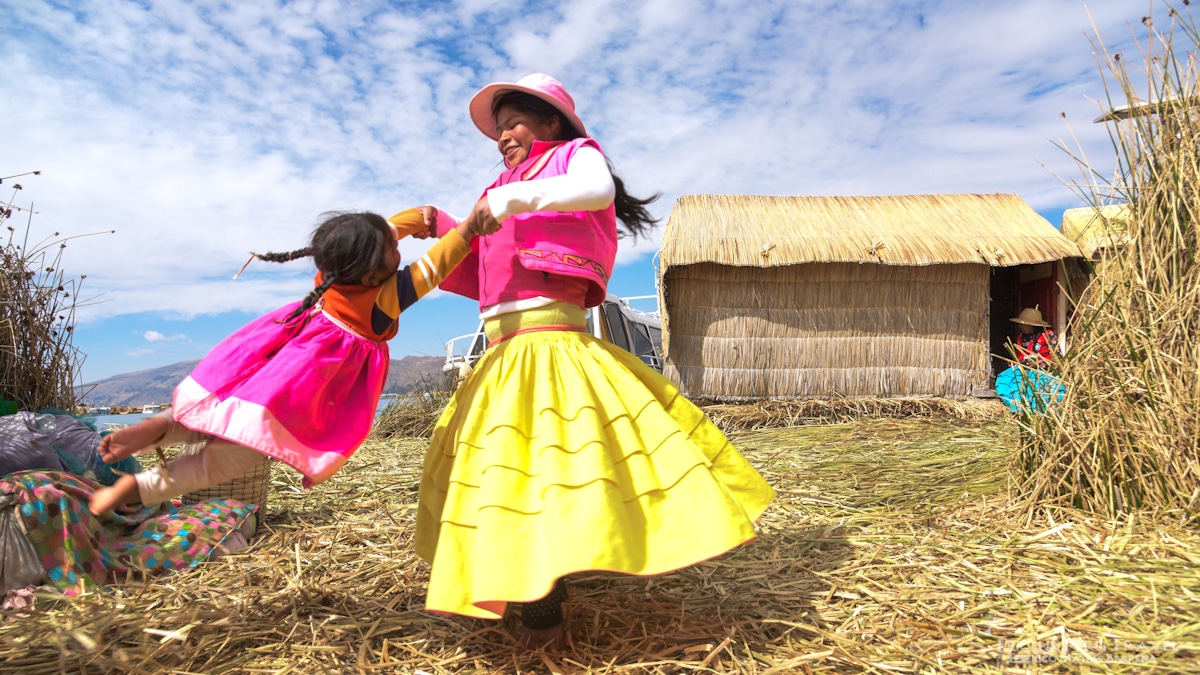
left=0, top=172, right=103, bottom=411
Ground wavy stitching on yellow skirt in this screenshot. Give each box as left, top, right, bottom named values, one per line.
left=429, top=337, right=732, bottom=518
left=415, top=329, right=775, bottom=568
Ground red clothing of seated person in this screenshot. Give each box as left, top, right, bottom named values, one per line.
left=1011, top=307, right=1058, bottom=368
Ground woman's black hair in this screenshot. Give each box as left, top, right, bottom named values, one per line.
left=254, top=211, right=394, bottom=321
left=493, top=91, right=660, bottom=240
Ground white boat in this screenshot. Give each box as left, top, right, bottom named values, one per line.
left=141, top=404, right=162, bottom=414
left=443, top=293, right=664, bottom=376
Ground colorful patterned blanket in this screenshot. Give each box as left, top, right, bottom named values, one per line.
left=1, top=470, right=256, bottom=593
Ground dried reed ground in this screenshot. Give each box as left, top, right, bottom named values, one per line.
left=2, top=413, right=1198, bottom=674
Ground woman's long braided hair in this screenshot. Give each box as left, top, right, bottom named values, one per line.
left=254, top=212, right=394, bottom=322
left=492, top=91, right=660, bottom=240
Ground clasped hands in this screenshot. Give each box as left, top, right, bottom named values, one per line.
left=412, top=198, right=501, bottom=239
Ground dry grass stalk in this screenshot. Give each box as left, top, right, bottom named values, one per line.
left=1015, top=4, right=1200, bottom=521
left=0, top=172, right=95, bottom=411
left=3, top=416, right=1197, bottom=673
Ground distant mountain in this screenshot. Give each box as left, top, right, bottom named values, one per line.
left=79, top=360, right=201, bottom=407
left=78, top=355, right=446, bottom=407
left=384, top=355, right=449, bottom=395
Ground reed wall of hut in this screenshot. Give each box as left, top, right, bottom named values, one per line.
left=658, top=193, right=1084, bottom=401
left=663, top=262, right=990, bottom=399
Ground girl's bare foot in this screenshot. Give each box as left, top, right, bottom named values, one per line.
left=98, top=416, right=171, bottom=463
left=89, top=474, right=142, bottom=515
left=510, top=623, right=566, bottom=650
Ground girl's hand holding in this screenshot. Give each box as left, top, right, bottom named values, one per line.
left=411, top=206, right=438, bottom=239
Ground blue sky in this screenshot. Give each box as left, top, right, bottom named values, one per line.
left=3, top=0, right=1153, bottom=383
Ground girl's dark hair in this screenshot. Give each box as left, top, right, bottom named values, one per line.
left=493, top=91, right=660, bottom=240
left=255, top=211, right=394, bottom=321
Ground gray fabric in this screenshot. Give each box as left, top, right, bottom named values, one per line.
left=38, top=414, right=102, bottom=463
left=34, top=413, right=141, bottom=484
left=0, top=413, right=66, bottom=477
left=0, top=493, right=45, bottom=593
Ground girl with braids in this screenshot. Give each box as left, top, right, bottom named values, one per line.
left=413, top=74, right=774, bottom=649
left=89, top=209, right=497, bottom=515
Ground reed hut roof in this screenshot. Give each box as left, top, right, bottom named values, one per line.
left=660, top=193, right=1083, bottom=268
left=1059, top=203, right=1131, bottom=257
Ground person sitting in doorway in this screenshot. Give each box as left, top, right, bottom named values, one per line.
left=1010, top=307, right=1058, bottom=368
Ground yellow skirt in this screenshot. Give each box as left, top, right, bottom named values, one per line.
left=415, top=303, right=775, bottom=619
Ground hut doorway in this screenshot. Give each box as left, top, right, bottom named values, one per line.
left=988, top=262, right=1064, bottom=380
left=988, top=266, right=1021, bottom=378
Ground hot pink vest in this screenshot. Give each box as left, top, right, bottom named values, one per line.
left=437, top=138, right=618, bottom=310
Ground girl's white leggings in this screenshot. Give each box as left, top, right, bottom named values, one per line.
left=132, top=409, right=268, bottom=505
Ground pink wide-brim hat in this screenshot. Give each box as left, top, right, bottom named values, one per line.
left=468, top=73, right=588, bottom=141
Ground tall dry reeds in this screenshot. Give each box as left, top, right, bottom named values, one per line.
left=0, top=172, right=93, bottom=411
left=1013, top=4, right=1200, bottom=521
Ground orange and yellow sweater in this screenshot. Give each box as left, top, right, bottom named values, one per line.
left=316, top=228, right=470, bottom=341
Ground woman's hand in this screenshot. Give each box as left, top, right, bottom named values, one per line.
left=463, top=196, right=502, bottom=237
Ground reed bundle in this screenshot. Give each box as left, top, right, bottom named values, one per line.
left=1014, top=5, right=1200, bottom=521
left=3, top=417, right=1197, bottom=672
left=0, top=173, right=93, bottom=411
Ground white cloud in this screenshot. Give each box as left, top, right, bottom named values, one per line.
left=143, top=331, right=186, bottom=342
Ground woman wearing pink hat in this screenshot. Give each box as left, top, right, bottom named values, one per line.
left=413, top=74, right=775, bottom=648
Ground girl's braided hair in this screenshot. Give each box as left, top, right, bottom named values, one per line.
left=253, top=212, right=394, bottom=322
left=492, top=91, right=661, bottom=240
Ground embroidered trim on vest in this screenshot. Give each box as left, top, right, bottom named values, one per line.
left=517, top=249, right=610, bottom=282
left=520, top=145, right=559, bottom=181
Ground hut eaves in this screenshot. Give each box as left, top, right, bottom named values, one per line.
left=660, top=193, right=1084, bottom=268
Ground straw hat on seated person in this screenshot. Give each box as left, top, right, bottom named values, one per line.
left=1010, top=307, right=1050, bottom=327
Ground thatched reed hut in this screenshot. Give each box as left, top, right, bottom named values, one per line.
left=657, top=193, right=1085, bottom=400
left=1060, top=203, right=1131, bottom=261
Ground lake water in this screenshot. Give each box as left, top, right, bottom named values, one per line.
left=85, top=396, right=402, bottom=432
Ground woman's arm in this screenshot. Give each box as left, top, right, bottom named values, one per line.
left=430, top=208, right=466, bottom=238
left=485, top=146, right=616, bottom=221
